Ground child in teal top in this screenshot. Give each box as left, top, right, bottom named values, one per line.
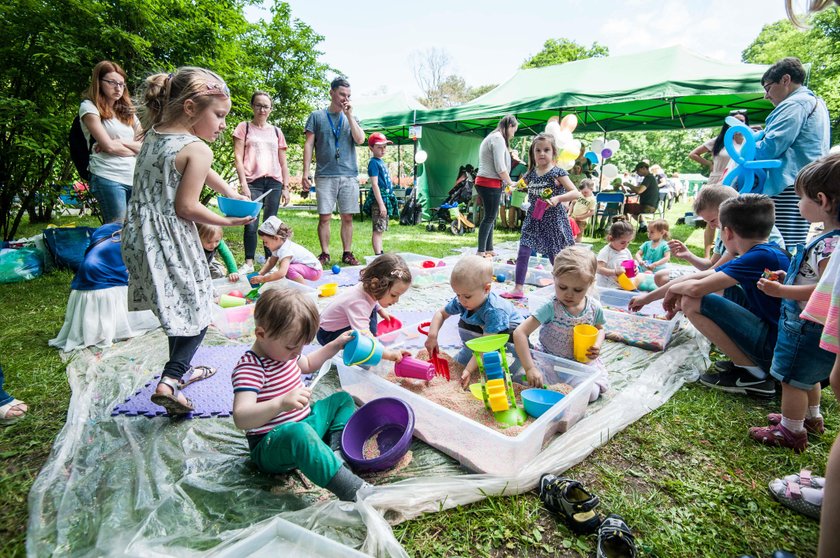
left=635, top=218, right=671, bottom=273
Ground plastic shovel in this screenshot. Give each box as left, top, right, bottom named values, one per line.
left=417, top=321, right=451, bottom=380
left=307, top=359, right=333, bottom=391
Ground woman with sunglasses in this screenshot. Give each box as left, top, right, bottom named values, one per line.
left=233, top=91, right=291, bottom=272
left=688, top=110, right=749, bottom=257
left=79, top=61, right=142, bottom=224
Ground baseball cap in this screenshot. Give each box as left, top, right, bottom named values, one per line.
left=258, top=215, right=284, bottom=236
left=367, top=132, right=393, bottom=148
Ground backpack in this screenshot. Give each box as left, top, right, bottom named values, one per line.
left=68, top=115, right=94, bottom=181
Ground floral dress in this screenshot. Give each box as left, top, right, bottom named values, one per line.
left=519, top=166, right=575, bottom=257
left=122, top=129, right=213, bottom=337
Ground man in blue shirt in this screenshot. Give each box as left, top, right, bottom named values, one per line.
left=755, top=57, right=830, bottom=247
left=302, top=78, right=366, bottom=266
left=668, top=195, right=790, bottom=397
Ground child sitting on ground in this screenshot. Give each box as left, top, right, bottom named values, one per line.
left=232, top=288, right=368, bottom=502
left=635, top=219, right=670, bottom=273
left=748, top=154, right=840, bottom=451
left=513, top=246, right=609, bottom=401
left=426, top=255, right=523, bottom=389
left=569, top=179, right=597, bottom=242
left=317, top=253, right=409, bottom=363
left=253, top=216, right=322, bottom=285
left=196, top=223, right=240, bottom=282
left=667, top=194, right=790, bottom=397
left=596, top=218, right=635, bottom=289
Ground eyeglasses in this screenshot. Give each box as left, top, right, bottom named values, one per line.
left=101, top=79, right=126, bottom=89
left=254, top=104, right=272, bottom=111
left=762, top=81, right=777, bottom=93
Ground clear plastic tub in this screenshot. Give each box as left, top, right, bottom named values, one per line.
left=492, top=262, right=554, bottom=287
left=365, top=252, right=442, bottom=268
left=211, top=277, right=255, bottom=338
left=261, top=277, right=319, bottom=302
left=336, top=340, right=596, bottom=475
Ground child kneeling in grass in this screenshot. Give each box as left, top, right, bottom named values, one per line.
left=231, top=288, right=369, bottom=502
left=668, top=194, right=790, bottom=397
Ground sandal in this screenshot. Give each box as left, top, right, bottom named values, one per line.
left=768, top=477, right=822, bottom=520
left=180, top=365, right=217, bottom=388
left=150, top=376, right=195, bottom=416
left=539, top=474, right=602, bottom=533
left=596, top=514, right=637, bottom=558
left=500, top=291, right=525, bottom=300
left=0, top=399, right=28, bottom=425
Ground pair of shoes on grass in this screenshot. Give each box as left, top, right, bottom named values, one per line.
left=539, top=474, right=636, bottom=557
left=748, top=410, right=824, bottom=453
left=699, top=362, right=776, bottom=398
left=767, top=469, right=823, bottom=521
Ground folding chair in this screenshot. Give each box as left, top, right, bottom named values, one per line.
left=588, top=192, right=625, bottom=237
left=637, top=198, right=667, bottom=232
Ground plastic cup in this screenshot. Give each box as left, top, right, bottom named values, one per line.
left=394, top=356, right=435, bottom=381
left=573, top=324, right=599, bottom=363
left=616, top=272, right=636, bottom=291
left=621, top=260, right=637, bottom=278
left=219, top=294, right=246, bottom=308
left=319, top=283, right=338, bottom=297
left=531, top=198, right=549, bottom=220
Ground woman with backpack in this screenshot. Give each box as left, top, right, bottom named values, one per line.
left=78, top=61, right=142, bottom=224
left=233, top=91, right=291, bottom=273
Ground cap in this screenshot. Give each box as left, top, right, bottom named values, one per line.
left=367, top=132, right=393, bottom=148
left=258, top=215, right=284, bottom=236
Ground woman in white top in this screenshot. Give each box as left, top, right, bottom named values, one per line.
left=233, top=91, right=291, bottom=272
left=688, top=110, right=748, bottom=257
left=79, top=61, right=142, bottom=224
left=475, top=114, right=518, bottom=257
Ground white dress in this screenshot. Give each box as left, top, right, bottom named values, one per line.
left=122, top=129, right=213, bottom=337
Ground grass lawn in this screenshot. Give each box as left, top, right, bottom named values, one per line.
left=0, top=199, right=833, bottom=557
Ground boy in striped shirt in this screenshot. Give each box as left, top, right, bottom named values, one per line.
left=232, top=288, right=368, bottom=501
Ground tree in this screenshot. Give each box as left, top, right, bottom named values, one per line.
left=0, top=0, right=331, bottom=240
left=521, top=38, right=609, bottom=69
left=742, top=10, right=839, bottom=144
left=411, top=48, right=496, bottom=108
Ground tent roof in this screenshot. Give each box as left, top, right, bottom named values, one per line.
left=360, top=46, right=776, bottom=137
left=353, top=92, right=426, bottom=144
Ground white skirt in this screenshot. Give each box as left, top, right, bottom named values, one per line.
left=49, top=287, right=160, bottom=352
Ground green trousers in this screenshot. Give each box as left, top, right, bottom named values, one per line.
left=250, top=391, right=355, bottom=487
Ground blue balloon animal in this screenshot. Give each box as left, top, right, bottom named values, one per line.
left=721, top=116, right=781, bottom=194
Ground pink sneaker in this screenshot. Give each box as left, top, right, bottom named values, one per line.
left=766, top=413, right=825, bottom=435
left=749, top=423, right=808, bottom=453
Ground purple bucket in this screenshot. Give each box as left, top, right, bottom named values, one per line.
left=341, top=397, right=415, bottom=472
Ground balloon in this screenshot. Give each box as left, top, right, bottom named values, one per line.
left=560, top=114, right=578, bottom=132
left=560, top=159, right=575, bottom=170
left=591, top=139, right=604, bottom=153
left=547, top=115, right=560, bottom=124
left=606, top=139, right=620, bottom=152
left=414, top=150, right=428, bottom=164
left=558, top=152, right=577, bottom=165
left=602, top=163, right=619, bottom=179
left=561, top=146, right=579, bottom=159
left=600, top=148, right=613, bottom=159
left=545, top=121, right=563, bottom=146
left=584, top=151, right=600, bottom=165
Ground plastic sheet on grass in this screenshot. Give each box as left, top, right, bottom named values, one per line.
left=29, top=264, right=710, bottom=557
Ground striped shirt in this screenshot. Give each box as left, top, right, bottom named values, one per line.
left=231, top=351, right=310, bottom=436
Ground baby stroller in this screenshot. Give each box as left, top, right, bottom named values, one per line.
left=424, top=165, right=477, bottom=235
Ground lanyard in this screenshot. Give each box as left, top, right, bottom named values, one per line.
left=325, top=110, right=343, bottom=160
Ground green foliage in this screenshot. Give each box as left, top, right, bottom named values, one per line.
left=418, top=75, right=498, bottom=109
left=521, top=38, right=609, bottom=69
left=579, top=129, right=715, bottom=175
left=0, top=0, right=330, bottom=241
left=742, top=10, right=840, bottom=144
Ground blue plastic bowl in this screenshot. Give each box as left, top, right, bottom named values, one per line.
left=217, top=196, right=262, bottom=218
left=521, top=388, right=565, bottom=418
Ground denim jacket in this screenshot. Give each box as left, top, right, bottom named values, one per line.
left=754, top=86, right=830, bottom=197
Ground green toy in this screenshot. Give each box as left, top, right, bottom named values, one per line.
left=465, top=334, right=528, bottom=427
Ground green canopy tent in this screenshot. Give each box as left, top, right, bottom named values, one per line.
left=358, top=46, right=775, bottom=212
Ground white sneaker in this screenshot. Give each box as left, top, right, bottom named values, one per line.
left=238, top=263, right=254, bottom=274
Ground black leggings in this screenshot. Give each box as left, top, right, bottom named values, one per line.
left=476, top=185, right=503, bottom=253
left=162, top=327, right=208, bottom=381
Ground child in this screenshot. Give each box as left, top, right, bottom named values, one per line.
left=317, top=254, right=410, bottom=363
left=634, top=219, right=671, bottom=273
left=123, top=67, right=253, bottom=416
left=196, top=223, right=240, bottom=282
left=569, top=178, right=597, bottom=241
left=667, top=195, right=790, bottom=397
left=252, top=216, right=322, bottom=285
left=426, top=255, right=522, bottom=389
left=595, top=218, right=635, bottom=289
left=748, top=154, right=840, bottom=451
left=231, top=288, right=368, bottom=502
left=513, top=246, right=609, bottom=401
left=502, top=133, right=578, bottom=299
left=363, top=132, right=398, bottom=255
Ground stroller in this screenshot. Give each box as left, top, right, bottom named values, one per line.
left=424, top=165, right=477, bottom=235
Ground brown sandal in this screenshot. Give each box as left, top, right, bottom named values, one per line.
left=180, top=365, right=217, bottom=388
left=150, top=377, right=194, bottom=416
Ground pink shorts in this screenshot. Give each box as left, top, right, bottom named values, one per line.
left=286, top=263, right=322, bottom=282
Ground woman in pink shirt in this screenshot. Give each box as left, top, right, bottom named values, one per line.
left=233, top=91, right=292, bottom=272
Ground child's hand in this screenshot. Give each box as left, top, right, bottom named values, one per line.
left=424, top=335, right=438, bottom=357
left=460, top=367, right=472, bottom=390
left=667, top=240, right=690, bottom=259
left=379, top=309, right=392, bottom=323
left=525, top=366, right=544, bottom=388
left=614, top=265, right=624, bottom=276
left=279, top=386, right=311, bottom=412
left=757, top=277, right=784, bottom=298
left=330, top=330, right=355, bottom=348
left=384, top=349, right=411, bottom=363
left=228, top=272, right=240, bottom=283
left=637, top=261, right=647, bottom=271
left=252, top=274, right=267, bottom=284
left=586, top=343, right=601, bottom=360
